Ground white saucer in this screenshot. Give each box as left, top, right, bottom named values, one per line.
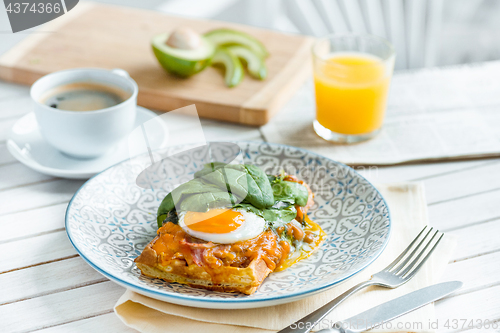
left=7, top=107, right=167, bottom=179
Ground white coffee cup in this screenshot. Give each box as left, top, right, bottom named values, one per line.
left=31, top=68, right=138, bottom=158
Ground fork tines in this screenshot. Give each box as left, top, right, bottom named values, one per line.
left=385, top=226, right=444, bottom=279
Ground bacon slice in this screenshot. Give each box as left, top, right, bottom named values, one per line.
left=190, top=248, right=205, bottom=267
left=180, top=238, right=215, bottom=249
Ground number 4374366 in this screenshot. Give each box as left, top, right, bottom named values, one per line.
left=5, top=2, right=61, bottom=14
left=444, top=319, right=498, bottom=330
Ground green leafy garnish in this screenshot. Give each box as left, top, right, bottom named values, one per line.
left=194, top=163, right=274, bottom=209
left=158, top=163, right=274, bottom=227
left=157, top=178, right=240, bottom=227
left=156, top=163, right=309, bottom=229
left=263, top=206, right=297, bottom=226
left=268, top=176, right=309, bottom=207
left=232, top=202, right=297, bottom=226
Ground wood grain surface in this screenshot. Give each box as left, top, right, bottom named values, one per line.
left=1, top=4, right=500, bottom=332
left=1, top=82, right=500, bottom=332
left=0, top=2, right=314, bottom=126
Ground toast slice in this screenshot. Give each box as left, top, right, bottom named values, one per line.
left=135, top=174, right=321, bottom=295
left=135, top=238, right=272, bottom=294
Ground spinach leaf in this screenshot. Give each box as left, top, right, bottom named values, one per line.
left=194, top=162, right=227, bottom=178
left=157, top=192, right=175, bottom=227
left=194, top=163, right=274, bottom=209
left=157, top=209, right=179, bottom=228
left=232, top=203, right=263, bottom=216
left=157, top=164, right=302, bottom=229
left=270, top=177, right=309, bottom=207
left=243, top=164, right=274, bottom=208
left=157, top=178, right=240, bottom=227
left=262, top=205, right=297, bottom=225
left=179, top=191, right=239, bottom=212
left=233, top=202, right=297, bottom=225
left=196, top=164, right=249, bottom=201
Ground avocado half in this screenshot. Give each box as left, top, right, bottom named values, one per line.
left=152, top=32, right=215, bottom=77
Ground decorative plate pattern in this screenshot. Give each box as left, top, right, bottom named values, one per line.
left=66, top=142, right=391, bottom=309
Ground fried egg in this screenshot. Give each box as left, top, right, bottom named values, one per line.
left=178, top=208, right=266, bottom=244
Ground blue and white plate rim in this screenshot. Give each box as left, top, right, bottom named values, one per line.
left=65, top=141, right=392, bottom=307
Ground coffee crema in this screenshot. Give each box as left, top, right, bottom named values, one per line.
left=40, top=82, right=131, bottom=111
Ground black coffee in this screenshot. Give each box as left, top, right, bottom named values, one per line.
left=41, top=82, right=130, bottom=111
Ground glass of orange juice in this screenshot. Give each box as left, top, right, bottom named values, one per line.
left=313, top=34, right=395, bottom=143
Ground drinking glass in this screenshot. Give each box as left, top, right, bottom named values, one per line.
left=312, top=34, right=395, bottom=143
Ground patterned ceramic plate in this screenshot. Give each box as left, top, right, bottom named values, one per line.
left=66, top=142, right=391, bottom=309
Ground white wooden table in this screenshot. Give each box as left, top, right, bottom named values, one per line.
left=1, top=37, right=500, bottom=333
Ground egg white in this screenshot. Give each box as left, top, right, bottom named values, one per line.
left=178, top=208, right=266, bottom=244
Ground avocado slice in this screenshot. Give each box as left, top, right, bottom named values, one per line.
left=152, top=32, right=215, bottom=77
left=211, top=47, right=244, bottom=88
left=204, top=29, right=269, bottom=59
left=226, top=45, right=267, bottom=80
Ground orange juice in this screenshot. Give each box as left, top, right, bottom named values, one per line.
left=314, top=52, right=391, bottom=135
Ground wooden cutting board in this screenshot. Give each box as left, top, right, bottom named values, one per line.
left=0, top=2, right=314, bottom=126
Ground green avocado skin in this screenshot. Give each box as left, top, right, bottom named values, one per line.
left=152, top=45, right=212, bottom=77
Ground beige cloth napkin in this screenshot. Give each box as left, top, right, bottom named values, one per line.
left=115, top=183, right=457, bottom=333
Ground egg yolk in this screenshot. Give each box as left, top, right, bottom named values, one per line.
left=184, top=209, right=244, bottom=234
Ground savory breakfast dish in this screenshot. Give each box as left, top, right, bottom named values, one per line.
left=135, top=163, right=325, bottom=295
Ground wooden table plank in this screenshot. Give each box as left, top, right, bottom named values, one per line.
left=359, top=159, right=495, bottom=184
left=0, top=80, right=28, bottom=101
left=12, top=285, right=500, bottom=333
left=0, top=63, right=497, bottom=333
left=1, top=281, right=125, bottom=333
left=0, top=117, right=17, bottom=143
left=0, top=2, right=314, bottom=126
left=0, top=143, right=17, bottom=166
left=0, top=163, right=54, bottom=191
left=0, top=95, right=32, bottom=120
left=421, top=161, right=500, bottom=204
left=0, top=203, right=66, bottom=243
left=0, top=154, right=495, bottom=272
left=0, top=151, right=496, bottom=332
left=428, top=189, right=500, bottom=231
left=0, top=5, right=497, bottom=333
left=4, top=123, right=492, bottom=194
left=34, top=313, right=137, bottom=333
left=1, top=183, right=492, bottom=271
left=0, top=179, right=84, bottom=217
left=0, top=257, right=105, bottom=305
left=447, top=219, right=500, bottom=262
left=0, top=231, right=76, bottom=273
left=441, top=250, right=500, bottom=297
left=435, top=285, right=500, bottom=332
left=1, top=244, right=496, bottom=329
left=199, top=119, right=265, bottom=142
left=0, top=203, right=493, bottom=309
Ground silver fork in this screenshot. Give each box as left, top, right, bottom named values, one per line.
left=278, top=226, right=444, bottom=333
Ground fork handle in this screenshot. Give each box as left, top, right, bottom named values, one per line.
left=277, top=280, right=376, bottom=333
